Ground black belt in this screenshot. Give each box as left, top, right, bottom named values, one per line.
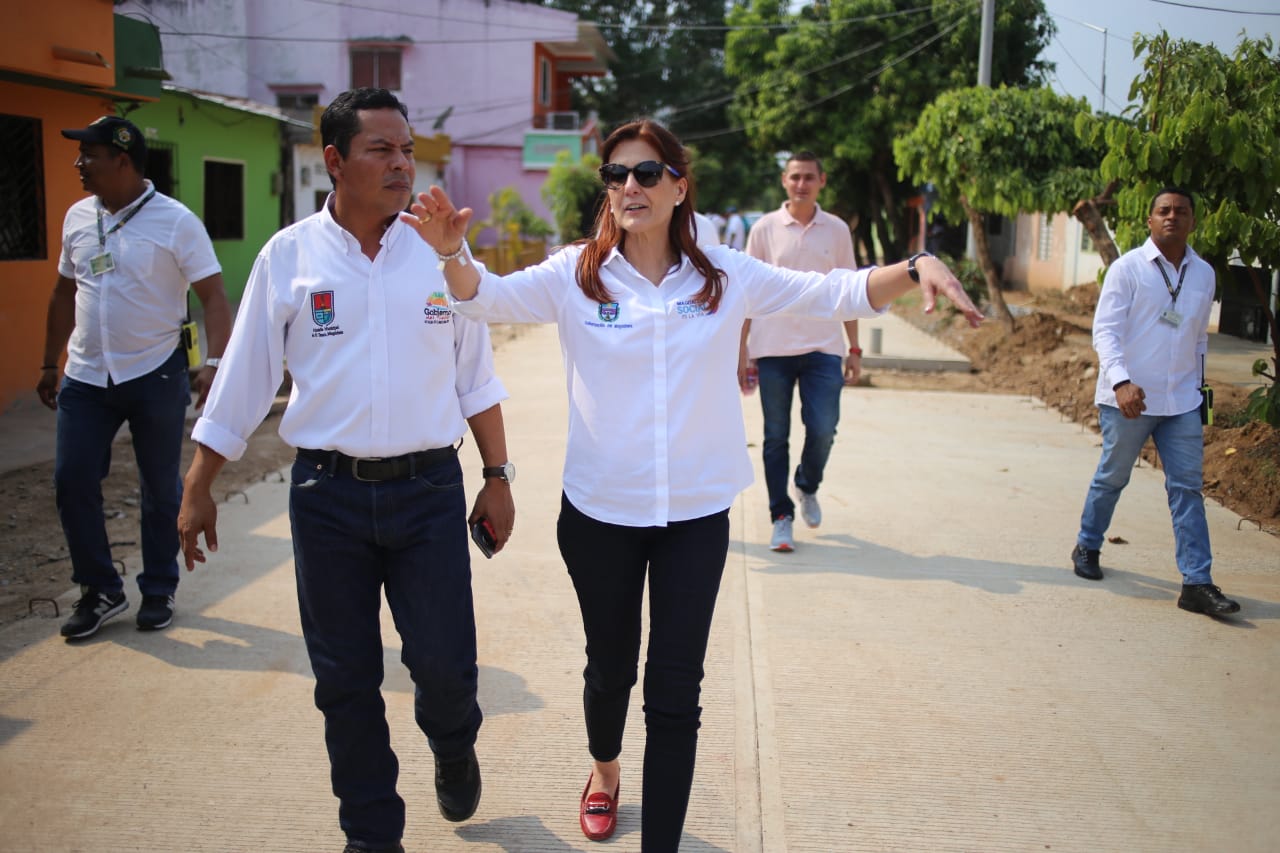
left=297, top=446, right=456, bottom=482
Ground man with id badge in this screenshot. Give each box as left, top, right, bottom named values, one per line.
left=37, top=116, right=231, bottom=639
left=1070, top=186, right=1239, bottom=616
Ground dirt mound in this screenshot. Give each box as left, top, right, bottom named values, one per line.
left=891, top=283, right=1279, bottom=536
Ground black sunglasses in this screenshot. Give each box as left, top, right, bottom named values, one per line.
left=598, top=160, right=680, bottom=189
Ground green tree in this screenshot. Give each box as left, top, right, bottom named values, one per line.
left=469, top=187, right=553, bottom=271
left=1078, top=33, right=1280, bottom=422
left=725, top=0, right=1054, bottom=263
left=543, top=150, right=604, bottom=242
left=895, top=85, right=1098, bottom=330
left=541, top=0, right=776, bottom=214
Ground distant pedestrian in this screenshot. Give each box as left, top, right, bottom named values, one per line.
left=738, top=151, right=872, bottom=552
left=39, top=115, right=231, bottom=640
left=691, top=210, right=721, bottom=249
left=401, top=118, right=981, bottom=852
left=723, top=205, right=747, bottom=250
left=1070, top=186, right=1239, bottom=616
left=178, top=88, right=515, bottom=853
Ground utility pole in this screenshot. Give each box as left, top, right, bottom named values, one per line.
left=978, top=0, right=994, bottom=87
left=968, top=0, right=995, bottom=262
left=1080, top=20, right=1109, bottom=112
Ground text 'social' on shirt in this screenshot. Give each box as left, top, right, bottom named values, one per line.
left=451, top=243, right=883, bottom=527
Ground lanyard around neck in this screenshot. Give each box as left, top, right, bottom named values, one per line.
left=96, top=188, right=157, bottom=250
left=1153, top=255, right=1187, bottom=305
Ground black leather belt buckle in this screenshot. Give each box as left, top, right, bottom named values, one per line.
left=351, top=457, right=392, bottom=482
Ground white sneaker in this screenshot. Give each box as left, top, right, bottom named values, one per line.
left=770, top=516, right=794, bottom=552
left=794, top=484, right=821, bottom=529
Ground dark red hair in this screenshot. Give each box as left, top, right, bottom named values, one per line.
left=575, top=119, right=727, bottom=312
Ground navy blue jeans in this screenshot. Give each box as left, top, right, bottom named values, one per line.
left=289, top=452, right=481, bottom=847
left=557, top=494, right=729, bottom=853
left=756, top=352, right=844, bottom=521
left=54, top=346, right=188, bottom=596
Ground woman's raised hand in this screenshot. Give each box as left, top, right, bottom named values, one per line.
left=400, top=185, right=473, bottom=253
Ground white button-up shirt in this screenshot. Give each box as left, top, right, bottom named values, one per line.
left=58, top=181, right=222, bottom=386
left=745, top=203, right=858, bottom=358
left=193, top=202, right=506, bottom=462
left=453, top=243, right=883, bottom=526
left=1093, top=237, right=1213, bottom=416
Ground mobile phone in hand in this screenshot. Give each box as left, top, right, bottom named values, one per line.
left=470, top=518, right=497, bottom=558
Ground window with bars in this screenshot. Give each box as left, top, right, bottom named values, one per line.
left=145, top=141, right=178, bottom=198
left=203, top=160, right=244, bottom=240
left=1080, top=227, right=1095, bottom=253
left=1037, top=213, right=1053, bottom=261
left=0, top=114, right=47, bottom=261
left=351, top=49, right=402, bottom=90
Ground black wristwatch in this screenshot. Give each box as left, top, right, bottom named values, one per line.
left=482, top=462, right=515, bottom=484
left=907, top=251, right=933, bottom=283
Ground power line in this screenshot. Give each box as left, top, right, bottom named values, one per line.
left=151, top=0, right=971, bottom=44
left=683, top=14, right=966, bottom=142
left=1049, top=33, right=1128, bottom=112
left=664, top=7, right=950, bottom=123
left=1148, top=0, right=1280, bottom=14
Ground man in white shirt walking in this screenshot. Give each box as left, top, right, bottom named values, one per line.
left=39, top=115, right=231, bottom=639
left=738, top=151, right=866, bottom=552
left=178, top=89, right=515, bottom=853
left=723, top=205, right=747, bottom=250
left=1071, top=186, right=1239, bottom=616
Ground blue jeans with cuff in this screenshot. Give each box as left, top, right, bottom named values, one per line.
left=54, top=346, right=188, bottom=596
left=1077, top=405, right=1213, bottom=585
left=756, top=352, right=844, bottom=521
left=289, top=451, right=481, bottom=847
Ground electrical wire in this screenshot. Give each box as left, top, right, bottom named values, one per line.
left=1148, top=0, right=1280, bottom=15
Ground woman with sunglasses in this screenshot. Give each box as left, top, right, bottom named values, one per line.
left=402, top=119, right=981, bottom=851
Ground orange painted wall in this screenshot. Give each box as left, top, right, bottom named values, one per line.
left=0, top=82, right=117, bottom=412
left=5, top=2, right=117, bottom=88
left=1, top=0, right=119, bottom=412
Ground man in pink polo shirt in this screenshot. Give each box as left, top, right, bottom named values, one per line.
left=738, top=151, right=860, bottom=552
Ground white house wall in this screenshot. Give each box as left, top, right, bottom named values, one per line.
left=293, top=145, right=441, bottom=222
left=120, top=0, right=578, bottom=146
left=119, top=0, right=583, bottom=229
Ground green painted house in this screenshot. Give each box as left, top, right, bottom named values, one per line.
left=127, top=84, right=311, bottom=303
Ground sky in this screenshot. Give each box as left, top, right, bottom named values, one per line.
left=1039, top=0, right=1280, bottom=113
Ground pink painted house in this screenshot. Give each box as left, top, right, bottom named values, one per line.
left=117, top=0, right=611, bottom=241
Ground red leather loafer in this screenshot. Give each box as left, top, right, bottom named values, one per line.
left=579, top=773, right=620, bottom=842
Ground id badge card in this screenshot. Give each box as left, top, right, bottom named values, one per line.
left=89, top=252, right=115, bottom=275
left=1160, top=308, right=1183, bottom=328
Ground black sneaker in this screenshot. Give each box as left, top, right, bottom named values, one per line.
left=1177, top=583, right=1241, bottom=616
left=434, top=745, right=481, bottom=822
left=60, top=587, right=128, bottom=639
left=136, top=594, right=175, bottom=631
left=1071, top=544, right=1103, bottom=580
left=341, top=843, right=404, bottom=853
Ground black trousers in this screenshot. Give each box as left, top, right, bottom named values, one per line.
left=557, top=493, right=730, bottom=853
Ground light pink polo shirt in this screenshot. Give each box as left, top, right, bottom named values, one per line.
left=744, top=202, right=858, bottom=358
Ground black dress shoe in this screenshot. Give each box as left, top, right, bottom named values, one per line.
left=435, top=745, right=481, bottom=822
left=1177, top=583, right=1240, bottom=616
left=1071, top=544, right=1103, bottom=580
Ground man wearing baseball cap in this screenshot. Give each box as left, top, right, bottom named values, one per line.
left=38, top=114, right=231, bottom=640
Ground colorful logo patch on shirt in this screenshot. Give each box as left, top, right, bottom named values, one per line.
left=675, top=298, right=713, bottom=318
left=424, top=291, right=452, bottom=325
left=311, top=291, right=335, bottom=326
left=598, top=302, right=620, bottom=323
